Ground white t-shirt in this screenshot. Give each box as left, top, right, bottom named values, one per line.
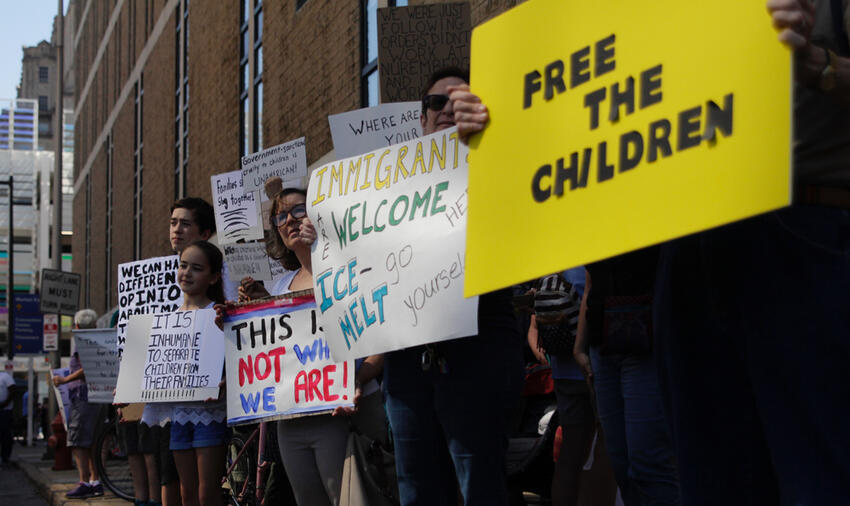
left=0, top=372, right=15, bottom=410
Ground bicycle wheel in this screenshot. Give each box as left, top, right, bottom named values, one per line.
left=226, top=433, right=257, bottom=506
left=94, top=421, right=135, bottom=501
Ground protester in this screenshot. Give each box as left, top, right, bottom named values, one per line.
left=53, top=309, right=104, bottom=498
left=649, top=1, right=850, bottom=504
left=450, top=72, right=679, bottom=506
left=0, top=366, right=15, bottom=464
left=376, top=67, right=524, bottom=506
left=528, top=269, right=617, bottom=506
left=238, top=187, right=345, bottom=506
left=170, top=240, right=228, bottom=506
left=453, top=2, right=850, bottom=503
left=573, top=249, right=680, bottom=506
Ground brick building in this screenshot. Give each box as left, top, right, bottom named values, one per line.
left=71, top=0, right=521, bottom=315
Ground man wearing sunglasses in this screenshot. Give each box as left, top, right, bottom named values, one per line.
left=381, top=67, right=525, bottom=506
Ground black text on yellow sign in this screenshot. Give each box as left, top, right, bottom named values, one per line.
left=465, top=0, right=791, bottom=297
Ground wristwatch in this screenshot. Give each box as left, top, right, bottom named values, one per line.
left=819, top=47, right=837, bottom=91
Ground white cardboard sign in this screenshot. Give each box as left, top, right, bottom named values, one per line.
left=328, top=102, right=422, bottom=159
left=117, top=256, right=183, bottom=359
left=72, top=328, right=120, bottom=404
left=115, top=309, right=223, bottom=403
left=306, top=127, right=478, bottom=361
left=240, top=138, right=307, bottom=193
left=222, top=296, right=354, bottom=425
left=211, top=171, right=264, bottom=244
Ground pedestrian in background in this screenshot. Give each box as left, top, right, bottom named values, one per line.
left=54, top=308, right=104, bottom=498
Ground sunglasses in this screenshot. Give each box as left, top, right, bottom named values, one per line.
left=272, top=203, right=307, bottom=226
left=422, top=94, right=450, bottom=113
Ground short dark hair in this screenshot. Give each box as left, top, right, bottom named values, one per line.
left=171, top=198, right=216, bottom=235
left=181, top=240, right=225, bottom=304
left=421, top=66, right=469, bottom=100
left=266, top=188, right=308, bottom=271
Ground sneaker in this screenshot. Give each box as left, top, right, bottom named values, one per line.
left=89, top=482, right=104, bottom=497
left=66, top=482, right=93, bottom=498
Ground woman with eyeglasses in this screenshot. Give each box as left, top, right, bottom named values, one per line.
left=239, top=186, right=385, bottom=506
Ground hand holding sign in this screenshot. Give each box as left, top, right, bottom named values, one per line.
left=448, top=84, right=489, bottom=143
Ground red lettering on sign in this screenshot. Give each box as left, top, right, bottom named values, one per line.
left=294, top=370, right=308, bottom=403
left=309, top=369, right=323, bottom=401
left=255, top=352, right=272, bottom=381
left=268, top=347, right=286, bottom=382
left=238, top=357, right=253, bottom=387
left=323, top=364, right=338, bottom=402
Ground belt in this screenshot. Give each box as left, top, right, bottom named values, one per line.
left=795, top=185, right=850, bottom=209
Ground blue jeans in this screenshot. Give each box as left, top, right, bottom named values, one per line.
left=384, top=328, right=523, bottom=506
left=590, top=349, right=679, bottom=506
left=654, top=206, right=850, bottom=505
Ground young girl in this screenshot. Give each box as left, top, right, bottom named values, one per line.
left=171, top=240, right=228, bottom=506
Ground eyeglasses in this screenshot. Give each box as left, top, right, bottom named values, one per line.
left=272, top=203, right=307, bottom=226
left=422, top=94, right=450, bottom=113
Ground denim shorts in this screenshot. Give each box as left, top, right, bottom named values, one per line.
left=170, top=421, right=229, bottom=450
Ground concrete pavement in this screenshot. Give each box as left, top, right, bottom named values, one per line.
left=10, top=440, right=129, bottom=506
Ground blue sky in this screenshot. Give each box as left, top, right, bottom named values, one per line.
left=0, top=1, right=66, bottom=100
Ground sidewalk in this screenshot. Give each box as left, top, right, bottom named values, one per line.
left=11, top=441, right=129, bottom=506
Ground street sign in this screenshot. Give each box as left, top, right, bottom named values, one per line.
left=13, top=293, right=43, bottom=355
left=43, top=313, right=59, bottom=351
left=39, top=268, right=81, bottom=316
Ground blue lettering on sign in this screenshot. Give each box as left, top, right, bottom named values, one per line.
left=293, top=338, right=330, bottom=365
left=240, top=392, right=261, bottom=414
left=262, top=387, right=276, bottom=411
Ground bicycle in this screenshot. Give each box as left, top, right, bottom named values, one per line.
left=92, top=408, right=135, bottom=501
left=224, top=421, right=296, bottom=506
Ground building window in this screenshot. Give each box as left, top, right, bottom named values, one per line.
left=38, top=95, right=49, bottom=112
left=38, top=66, right=49, bottom=83
left=296, top=0, right=308, bottom=10
left=174, top=0, right=189, bottom=200
left=105, top=132, right=113, bottom=309
left=38, top=118, right=50, bottom=136
left=133, top=77, right=144, bottom=260
left=360, top=0, right=407, bottom=107
left=240, top=0, right=263, bottom=157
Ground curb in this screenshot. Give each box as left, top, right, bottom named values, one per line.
left=13, top=458, right=129, bottom=506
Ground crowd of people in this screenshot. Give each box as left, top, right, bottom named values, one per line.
left=16, top=1, right=848, bottom=505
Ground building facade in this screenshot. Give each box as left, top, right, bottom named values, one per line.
left=71, top=0, right=521, bottom=315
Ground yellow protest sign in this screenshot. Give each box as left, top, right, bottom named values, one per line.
left=465, top=0, right=792, bottom=297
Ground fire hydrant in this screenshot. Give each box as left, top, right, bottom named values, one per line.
left=47, top=413, right=73, bottom=470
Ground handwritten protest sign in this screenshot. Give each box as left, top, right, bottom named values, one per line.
left=114, top=309, right=223, bottom=403
left=464, top=0, right=792, bottom=296
left=117, top=256, right=183, bottom=358
left=307, top=127, right=478, bottom=361
left=211, top=171, right=263, bottom=244
left=329, top=102, right=422, bottom=159
left=51, top=368, right=73, bottom=429
left=378, top=3, right=470, bottom=103
left=241, top=138, right=307, bottom=193
left=39, top=269, right=81, bottom=315
left=222, top=294, right=354, bottom=425
left=223, top=242, right=273, bottom=281
left=73, top=328, right=119, bottom=404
